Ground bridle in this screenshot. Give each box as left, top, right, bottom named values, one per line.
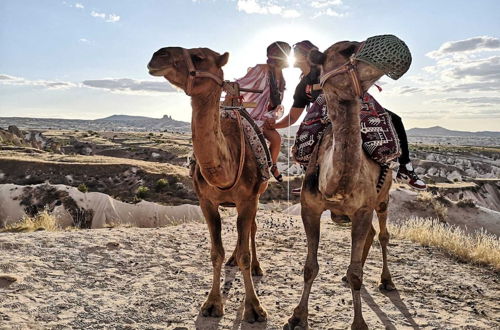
left=182, top=49, right=225, bottom=96
left=319, top=43, right=365, bottom=98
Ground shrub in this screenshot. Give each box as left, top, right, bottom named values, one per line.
left=390, top=217, right=500, bottom=271
left=78, top=183, right=88, bottom=193
left=156, top=178, right=169, bottom=190
left=1, top=210, right=60, bottom=233
left=136, top=186, right=149, bottom=199
left=457, top=199, right=476, bottom=208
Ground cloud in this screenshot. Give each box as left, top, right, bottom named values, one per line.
left=444, top=97, right=500, bottom=105
left=310, top=0, right=342, bottom=8
left=427, top=36, right=500, bottom=59
left=75, top=3, right=84, bottom=9
left=91, top=10, right=120, bottom=23
left=82, top=78, right=178, bottom=94
left=237, top=0, right=301, bottom=18
left=0, top=74, right=76, bottom=89
left=448, top=56, right=500, bottom=80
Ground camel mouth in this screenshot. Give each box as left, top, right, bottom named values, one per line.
left=148, top=66, right=169, bottom=77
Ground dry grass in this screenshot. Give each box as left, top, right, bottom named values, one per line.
left=1, top=210, right=60, bottom=233
left=417, top=191, right=448, bottom=221
left=390, top=217, right=500, bottom=271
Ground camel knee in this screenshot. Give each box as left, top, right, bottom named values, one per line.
left=304, top=262, right=319, bottom=283
left=379, top=232, right=390, bottom=246
left=210, top=248, right=225, bottom=266
left=347, top=262, right=363, bottom=290
left=237, top=251, right=251, bottom=270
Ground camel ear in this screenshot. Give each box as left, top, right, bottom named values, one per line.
left=339, top=44, right=358, bottom=58
left=309, top=49, right=326, bottom=65
left=217, top=52, right=229, bottom=67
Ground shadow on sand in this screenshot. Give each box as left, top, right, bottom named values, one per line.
left=195, top=265, right=268, bottom=330
left=362, top=287, right=421, bottom=329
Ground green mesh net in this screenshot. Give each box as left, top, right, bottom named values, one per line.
left=353, top=35, right=412, bottom=80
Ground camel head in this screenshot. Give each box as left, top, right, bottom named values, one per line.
left=148, top=47, right=229, bottom=96
left=310, top=35, right=411, bottom=99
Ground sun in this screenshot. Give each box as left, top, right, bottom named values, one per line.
left=287, top=55, right=295, bottom=67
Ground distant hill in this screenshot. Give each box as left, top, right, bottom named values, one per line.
left=0, top=115, right=190, bottom=132
left=407, top=126, right=500, bottom=138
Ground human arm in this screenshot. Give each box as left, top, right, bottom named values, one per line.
left=273, top=107, right=305, bottom=129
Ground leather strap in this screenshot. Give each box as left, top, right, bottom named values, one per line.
left=182, top=48, right=225, bottom=96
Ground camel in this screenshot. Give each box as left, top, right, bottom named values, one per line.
left=148, top=47, right=268, bottom=322
left=286, top=37, right=411, bottom=329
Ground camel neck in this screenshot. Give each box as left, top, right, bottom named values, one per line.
left=322, top=94, right=363, bottom=199
left=190, top=90, right=236, bottom=187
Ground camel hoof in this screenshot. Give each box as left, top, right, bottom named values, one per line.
left=225, top=256, right=237, bottom=267
left=243, top=303, right=267, bottom=323
left=252, top=264, right=264, bottom=276
left=379, top=280, right=396, bottom=291
left=351, top=319, right=368, bottom=330
left=284, top=315, right=308, bottom=330
left=201, top=299, right=224, bottom=318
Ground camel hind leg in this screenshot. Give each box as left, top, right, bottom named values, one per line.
left=225, top=218, right=262, bottom=276
left=376, top=200, right=395, bottom=291
left=199, top=199, right=225, bottom=317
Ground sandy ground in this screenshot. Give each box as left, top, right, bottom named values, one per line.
left=0, top=210, right=499, bottom=329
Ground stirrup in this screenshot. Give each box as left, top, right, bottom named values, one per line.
left=271, top=164, right=283, bottom=182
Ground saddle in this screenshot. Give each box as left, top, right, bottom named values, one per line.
left=292, top=93, right=401, bottom=166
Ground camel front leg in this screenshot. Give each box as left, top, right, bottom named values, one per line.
left=286, top=205, right=322, bottom=330
left=348, top=208, right=373, bottom=330
left=199, top=199, right=225, bottom=317
left=376, top=204, right=395, bottom=291
left=236, top=200, right=267, bottom=323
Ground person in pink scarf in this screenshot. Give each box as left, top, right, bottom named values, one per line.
left=236, top=41, right=291, bottom=182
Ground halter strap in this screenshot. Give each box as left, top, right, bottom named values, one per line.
left=319, top=57, right=363, bottom=98
left=182, top=49, right=225, bottom=96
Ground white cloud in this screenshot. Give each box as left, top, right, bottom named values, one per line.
left=75, top=3, right=84, bottom=9
left=310, top=0, right=342, bottom=8
left=106, top=14, right=120, bottom=23
left=91, top=11, right=120, bottom=23
left=79, top=38, right=90, bottom=43
left=82, top=78, right=178, bottom=95
left=236, top=0, right=301, bottom=18
left=427, top=36, right=500, bottom=59
left=0, top=74, right=76, bottom=89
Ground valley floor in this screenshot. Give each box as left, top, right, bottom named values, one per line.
left=0, top=211, right=499, bottom=329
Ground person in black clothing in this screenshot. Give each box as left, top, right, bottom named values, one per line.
left=272, top=40, right=426, bottom=190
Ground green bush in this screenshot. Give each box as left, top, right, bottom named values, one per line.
left=136, top=186, right=149, bottom=199
left=156, top=178, right=169, bottom=191
left=77, top=184, right=88, bottom=193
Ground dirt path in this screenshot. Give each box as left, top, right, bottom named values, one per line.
left=0, top=211, right=498, bottom=329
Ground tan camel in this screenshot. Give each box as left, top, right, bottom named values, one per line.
left=148, top=47, right=268, bottom=322
left=285, top=38, right=410, bottom=329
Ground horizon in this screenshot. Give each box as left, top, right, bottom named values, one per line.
left=1, top=0, right=500, bottom=131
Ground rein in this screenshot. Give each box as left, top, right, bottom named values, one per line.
left=182, top=49, right=225, bottom=96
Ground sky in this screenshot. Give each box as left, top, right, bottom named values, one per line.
left=0, top=0, right=499, bottom=131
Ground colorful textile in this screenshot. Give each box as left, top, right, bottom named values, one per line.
left=236, top=64, right=284, bottom=128
left=220, top=106, right=271, bottom=181
left=360, top=93, right=401, bottom=163
left=292, top=94, right=329, bottom=165
left=292, top=93, right=401, bottom=166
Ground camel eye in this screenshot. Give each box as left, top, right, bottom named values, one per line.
left=191, top=54, right=204, bottom=63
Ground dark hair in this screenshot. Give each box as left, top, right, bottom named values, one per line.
left=293, top=40, right=318, bottom=57
left=266, top=41, right=291, bottom=60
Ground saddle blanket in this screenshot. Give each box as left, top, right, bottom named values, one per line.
left=292, top=93, right=401, bottom=166
left=220, top=106, right=272, bottom=181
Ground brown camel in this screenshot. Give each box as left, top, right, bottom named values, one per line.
left=148, top=47, right=268, bottom=322
left=286, top=37, right=411, bottom=329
